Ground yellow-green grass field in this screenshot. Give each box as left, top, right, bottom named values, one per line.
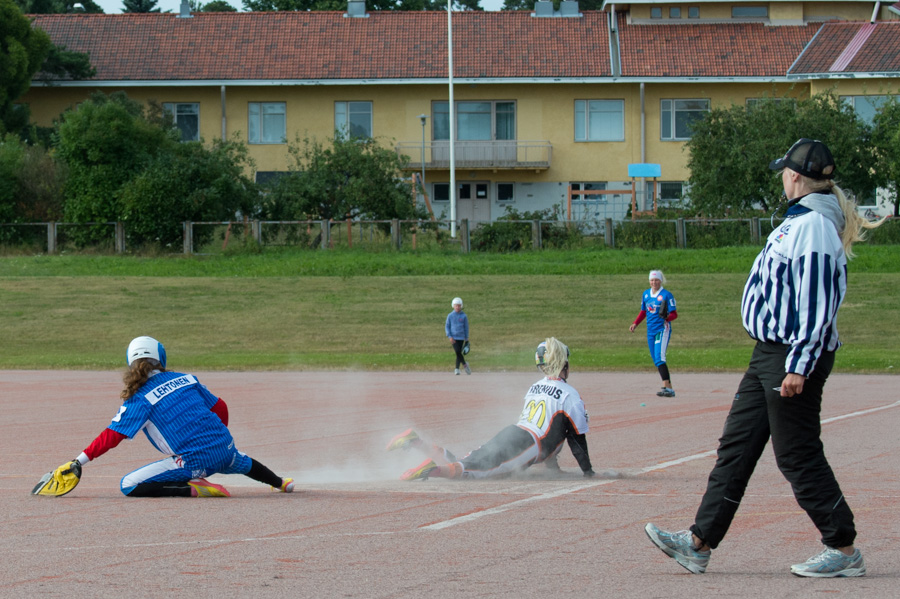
left=1, top=247, right=897, bottom=372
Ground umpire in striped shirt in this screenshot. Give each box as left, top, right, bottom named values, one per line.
left=645, top=138, right=885, bottom=577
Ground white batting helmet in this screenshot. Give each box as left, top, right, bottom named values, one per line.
left=452, top=297, right=463, bottom=308
left=126, top=336, right=167, bottom=368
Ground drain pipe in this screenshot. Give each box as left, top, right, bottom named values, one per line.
left=640, top=81, right=646, bottom=210
left=221, top=85, right=226, bottom=140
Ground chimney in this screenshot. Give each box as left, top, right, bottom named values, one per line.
left=177, top=0, right=193, bottom=18
left=346, top=0, right=368, bottom=18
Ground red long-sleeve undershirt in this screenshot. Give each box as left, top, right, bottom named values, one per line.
left=82, top=398, right=229, bottom=462
left=632, top=310, right=678, bottom=326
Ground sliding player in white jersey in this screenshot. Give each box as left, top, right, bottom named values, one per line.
left=387, top=337, right=594, bottom=480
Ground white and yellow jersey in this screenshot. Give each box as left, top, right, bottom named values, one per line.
left=516, top=376, right=589, bottom=460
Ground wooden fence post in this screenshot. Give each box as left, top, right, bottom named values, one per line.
left=460, top=219, right=470, bottom=253
left=115, top=222, right=125, bottom=253
left=321, top=220, right=330, bottom=249
left=391, top=219, right=401, bottom=249
left=47, top=222, right=56, bottom=254
left=183, top=221, right=192, bottom=255
left=676, top=218, right=686, bottom=248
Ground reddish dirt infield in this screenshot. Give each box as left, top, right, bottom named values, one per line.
left=2, top=370, right=898, bottom=598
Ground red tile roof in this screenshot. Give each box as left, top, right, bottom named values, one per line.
left=788, top=21, right=900, bottom=75
left=616, top=13, right=822, bottom=78
left=29, top=11, right=613, bottom=81
left=29, top=12, right=900, bottom=83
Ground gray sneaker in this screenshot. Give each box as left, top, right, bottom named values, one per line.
left=454, top=368, right=460, bottom=375
left=791, top=547, right=866, bottom=578
left=644, top=523, right=710, bottom=574
left=657, top=387, right=676, bottom=397
left=464, top=364, right=471, bottom=375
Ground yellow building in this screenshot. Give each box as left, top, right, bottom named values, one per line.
left=24, top=1, right=900, bottom=222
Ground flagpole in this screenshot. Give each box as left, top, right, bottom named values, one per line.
left=448, top=0, right=456, bottom=238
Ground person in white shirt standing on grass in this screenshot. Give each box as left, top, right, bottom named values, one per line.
left=645, top=138, right=885, bottom=578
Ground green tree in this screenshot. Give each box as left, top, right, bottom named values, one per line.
left=0, top=133, right=66, bottom=235
left=0, top=0, right=52, bottom=136
left=15, top=0, right=104, bottom=13
left=119, top=137, right=257, bottom=248
left=54, top=92, right=177, bottom=236
left=122, top=0, right=159, bottom=12
left=200, top=0, right=237, bottom=10
left=261, top=135, right=423, bottom=222
left=870, top=96, right=900, bottom=218
left=684, top=91, right=877, bottom=217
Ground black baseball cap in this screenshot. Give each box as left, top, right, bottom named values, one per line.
left=769, top=138, right=835, bottom=180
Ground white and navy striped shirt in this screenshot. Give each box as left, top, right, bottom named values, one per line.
left=741, top=200, right=846, bottom=377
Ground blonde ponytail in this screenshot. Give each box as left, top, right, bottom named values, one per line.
left=804, top=178, right=887, bottom=259
left=829, top=181, right=887, bottom=259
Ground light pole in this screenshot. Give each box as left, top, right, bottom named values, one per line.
left=418, top=114, right=427, bottom=203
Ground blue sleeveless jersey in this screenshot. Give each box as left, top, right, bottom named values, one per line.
left=108, top=371, right=236, bottom=471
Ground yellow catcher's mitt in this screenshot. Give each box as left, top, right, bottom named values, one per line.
left=32, top=460, right=82, bottom=497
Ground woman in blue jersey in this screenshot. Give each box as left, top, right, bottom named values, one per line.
left=445, top=296, right=470, bottom=375
left=387, top=337, right=594, bottom=480
left=645, top=139, right=885, bottom=577
left=630, top=270, right=677, bottom=397
left=63, top=336, right=294, bottom=498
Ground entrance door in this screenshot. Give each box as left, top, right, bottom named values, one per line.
left=456, top=182, right=491, bottom=224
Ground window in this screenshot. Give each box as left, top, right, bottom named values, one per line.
left=841, top=95, right=887, bottom=125
left=335, top=101, right=373, bottom=139
left=650, top=7, right=662, bottom=18
left=255, top=171, right=291, bottom=186
left=669, top=7, right=681, bottom=18
left=433, top=183, right=450, bottom=202
left=659, top=181, right=685, bottom=203
left=660, top=99, right=709, bottom=140
left=433, top=101, right=515, bottom=141
left=575, top=100, right=625, bottom=142
left=571, top=182, right=608, bottom=202
left=162, top=102, right=199, bottom=142
left=732, top=6, right=768, bottom=18
left=688, top=6, right=699, bottom=18
left=248, top=102, right=286, bottom=144
left=497, top=183, right=515, bottom=202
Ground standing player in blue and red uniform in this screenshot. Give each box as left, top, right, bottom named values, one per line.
left=630, top=269, right=678, bottom=397
left=387, top=337, right=594, bottom=480
left=62, top=336, right=294, bottom=497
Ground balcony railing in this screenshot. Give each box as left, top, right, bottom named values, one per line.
left=396, top=140, right=552, bottom=171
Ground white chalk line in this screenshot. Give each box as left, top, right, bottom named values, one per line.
left=8, top=400, right=898, bottom=552
left=420, top=398, right=900, bottom=530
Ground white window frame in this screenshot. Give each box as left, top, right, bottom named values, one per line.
left=660, top=98, right=710, bottom=141
left=248, top=102, right=286, bottom=145
left=575, top=100, right=625, bottom=142
left=162, top=102, right=199, bottom=142
left=334, top=101, right=373, bottom=139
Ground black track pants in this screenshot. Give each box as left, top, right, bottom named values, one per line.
left=690, top=341, right=856, bottom=549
